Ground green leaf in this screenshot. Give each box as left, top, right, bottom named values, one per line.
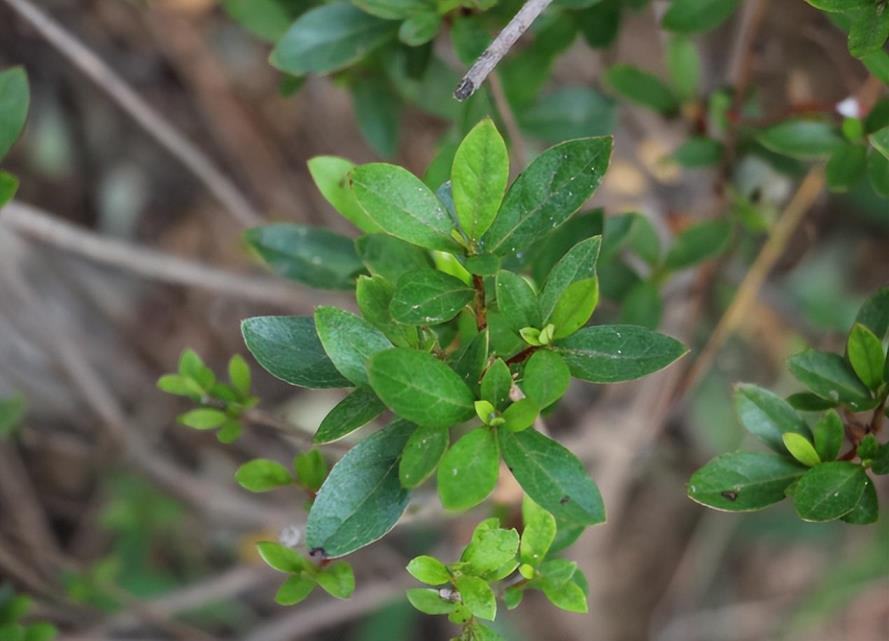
left=687, top=452, right=807, bottom=511
left=398, top=11, right=441, bottom=46
left=437, top=428, right=499, bottom=510
left=826, top=144, right=868, bottom=192
left=791, top=462, right=868, bottom=522
left=734, top=383, right=811, bottom=453
left=451, top=119, right=508, bottom=240
left=854, top=287, right=889, bottom=339
left=517, top=87, right=616, bottom=142
left=235, top=459, right=293, bottom=492
left=500, top=428, right=605, bottom=526
left=399, top=423, right=448, bottom=488
left=0, top=171, right=19, bottom=207
left=308, top=156, right=381, bottom=232
left=316, top=561, right=355, bottom=599
left=0, top=67, right=29, bottom=160
left=294, top=449, right=328, bottom=492
left=178, top=349, right=214, bottom=389
left=782, top=433, right=821, bottom=467
left=522, top=350, right=570, bottom=409
left=407, top=555, right=451, bottom=585
left=664, top=219, right=732, bottom=271
left=847, top=5, right=889, bottom=58
left=840, top=476, right=878, bottom=524
left=351, top=74, right=401, bottom=158
left=453, top=575, right=496, bottom=621
left=315, top=307, right=393, bottom=386
left=540, top=576, right=588, bottom=613
left=495, top=270, right=541, bottom=332
left=390, top=269, right=474, bottom=325
left=0, top=394, right=27, bottom=439
left=305, top=420, right=414, bottom=557
left=241, top=316, right=351, bottom=389
left=867, top=148, right=889, bottom=196
left=270, top=3, right=396, bottom=75
left=805, top=0, right=871, bottom=11
left=222, top=0, right=292, bottom=43
left=871, top=126, right=889, bottom=160
left=314, top=386, right=387, bottom=444
left=520, top=497, right=557, bottom=567
left=256, top=541, right=311, bottom=574
left=356, top=275, right=417, bottom=348
left=548, top=278, right=599, bottom=339
left=178, top=408, right=227, bottom=430
left=555, top=324, right=687, bottom=383
left=481, top=137, right=612, bottom=256
left=672, top=137, right=725, bottom=168
left=662, top=0, right=740, bottom=33
left=786, top=392, right=837, bottom=411
left=787, top=349, right=873, bottom=410
left=353, top=0, right=429, bottom=19
left=356, top=234, right=434, bottom=284
left=406, top=588, right=455, bottom=615
left=461, top=519, right=520, bottom=577
left=351, top=163, right=460, bottom=252
left=812, top=410, right=844, bottom=462
left=244, top=224, right=363, bottom=290
left=275, top=575, right=315, bottom=606
left=666, top=35, right=700, bottom=101
left=368, top=348, right=475, bottom=429
left=24, top=623, right=56, bottom=641
left=228, top=355, right=251, bottom=397
left=539, top=236, right=601, bottom=323
left=755, top=119, right=843, bottom=160
left=481, top=358, right=513, bottom=410
left=847, top=322, right=885, bottom=390
left=604, top=65, right=678, bottom=115
left=451, top=330, right=490, bottom=395
left=872, top=443, right=889, bottom=474
left=619, top=280, right=662, bottom=329
left=502, top=399, right=539, bottom=432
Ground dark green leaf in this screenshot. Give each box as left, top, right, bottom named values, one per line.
left=847, top=322, right=885, bottom=389
left=270, top=3, right=396, bottom=75
left=791, top=461, right=868, bottom=522
left=481, top=358, right=512, bottom=410
left=481, top=137, right=612, bottom=256
left=826, top=144, right=867, bottom=192
left=351, top=77, right=401, bottom=158
left=0, top=67, right=29, bottom=160
left=664, top=219, right=732, bottom=270
left=687, top=452, right=806, bottom=511
left=500, top=428, right=605, bottom=526
left=356, top=275, right=417, bottom=347
left=242, top=316, right=351, bottom=389
left=0, top=394, right=26, bottom=439
left=619, top=280, right=662, bottom=329
left=451, top=118, right=508, bottom=240
left=306, top=420, right=414, bottom=557
left=222, top=0, right=292, bottom=43
left=604, top=65, right=678, bottom=115
left=390, top=270, right=474, bottom=325
left=351, top=163, right=460, bottom=252
left=522, top=350, right=570, bottom=409
left=315, top=386, right=386, bottom=444
left=356, top=234, right=433, bottom=284
left=871, top=443, right=889, bottom=474
left=812, top=410, right=844, bottom=462
left=672, top=137, right=724, bottom=167
left=871, top=125, right=889, bottom=159
left=451, top=330, right=490, bottom=394
left=368, top=348, right=475, bottom=428
left=235, top=459, right=292, bottom=492
left=847, top=5, right=889, bottom=58
left=353, top=0, right=429, bottom=19
left=662, top=0, right=740, bottom=34
left=539, top=236, right=601, bottom=323
left=786, top=392, right=837, bottom=411
left=734, top=383, right=811, bottom=453
left=867, top=148, right=889, bottom=196
left=755, top=119, right=843, bottom=160
left=437, top=428, right=499, bottom=510
left=518, top=87, right=616, bottom=142
left=244, top=224, right=363, bottom=290
left=315, top=306, right=393, bottom=386
left=398, top=12, right=441, bottom=47
left=787, top=349, right=873, bottom=410
left=854, top=287, right=889, bottom=339
left=556, top=324, right=687, bottom=383
left=841, top=476, right=878, bottom=524
left=495, top=270, right=541, bottom=332
left=577, top=0, right=621, bottom=48
left=399, top=423, right=448, bottom=488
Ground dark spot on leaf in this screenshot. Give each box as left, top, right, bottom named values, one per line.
left=721, top=490, right=738, bottom=501
left=309, top=547, right=327, bottom=558
left=559, top=496, right=570, bottom=505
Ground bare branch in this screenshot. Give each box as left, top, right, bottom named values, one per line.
left=1, top=0, right=263, bottom=227
left=1, top=201, right=314, bottom=309
left=453, top=0, right=554, bottom=101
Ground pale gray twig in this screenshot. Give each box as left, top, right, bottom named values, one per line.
left=1, top=0, right=263, bottom=227
left=453, top=0, right=554, bottom=101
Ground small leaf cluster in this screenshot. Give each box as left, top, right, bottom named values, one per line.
left=406, top=509, right=588, bottom=640
left=0, top=66, right=29, bottom=207
left=157, top=350, right=257, bottom=443
left=235, top=449, right=328, bottom=499
left=689, top=287, right=889, bottom=523
left=256, top=541, right=355, bottom=606
left=0, top=584, right=57, bottom=641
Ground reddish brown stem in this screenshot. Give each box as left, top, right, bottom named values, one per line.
left=506, top=346, right=537, bottom=365
left=472, top=274, right=487, bottom=331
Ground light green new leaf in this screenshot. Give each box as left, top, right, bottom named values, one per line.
left=270, top=3, right=396, bottom=75
left=437, top=428, right=499, bottom=510
left=664, top=219, right=732, bottom=271
left=178, top=408, right=226, bottom=430
left=539, top=236, right=601, bottom=322
left=812, top=410, right=844, bottom=462
left=399, top=423, right=449, bottom=488
left=687, top=452, right=807, bottom=511
left=406, top=588, right=456, bottom=615
left=0, top=171, right=19, bottom=208
left=244, top=224, right=363, bottom=290
left=783, top=433, right=821, bottom=467
left=305, top=420, right=414, bottom=557
left=275, top=575, right=315, bottom=606
left=502, top=399, right=538, bottom=432
left=522, top=350, right=570, bottom=409
left=452, top=118, right=509, bottom=239
left=314, top=386, right=386, bottom=444
left=454, top=575, right=496, bottom=621
left=734, top=383, right=811, bottom=453
left=549, top=279, right=599, bottom=338
left=256, top=541, right=311, bottom=574
left=662, top=0, right=740, bottom=34
left=500, top=428, right=605, bottom=526
left=0, top=67, right=29, bottom=160
left=540, top=577, right=588, bottom=613
left=368, top=348, right=475, bottom=429
left=316, top=561, right=355, bottom=599
left=294, top=449, right=328, bottom=492
left=520, top=497, right=557, bottom=567
left=228, top=355, right=251, bottom=397
left=461, top=520, right=520, bottom=577
left=755, top=119, right=843, bottom=160
left=847, top=323, right=885, bottom=390
left=407, top=555, right=451, bottom=585
left=667, top=35, right=700, bottom=101
left=604, top=65, right=678, bottom=115
left=351, top=163, right=460, bottom=252
left=787, top=349, right=873, bottom=410
left=308, top=156, right=381, bottom=232
left=556, top=325, right=687, bottom=383
left=315, top=307, right=393, bottom=386
left=235, top=459, right=293, bottom=492
left=481, top=137, right=612, bottom=256
left=390, top=270, right=474, bottom=325
left=791, top=462, right=868, bottom=522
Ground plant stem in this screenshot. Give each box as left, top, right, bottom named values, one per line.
left=472, top=274, right=488, bottom=331
left=506, top=345, right=537, bottom=365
